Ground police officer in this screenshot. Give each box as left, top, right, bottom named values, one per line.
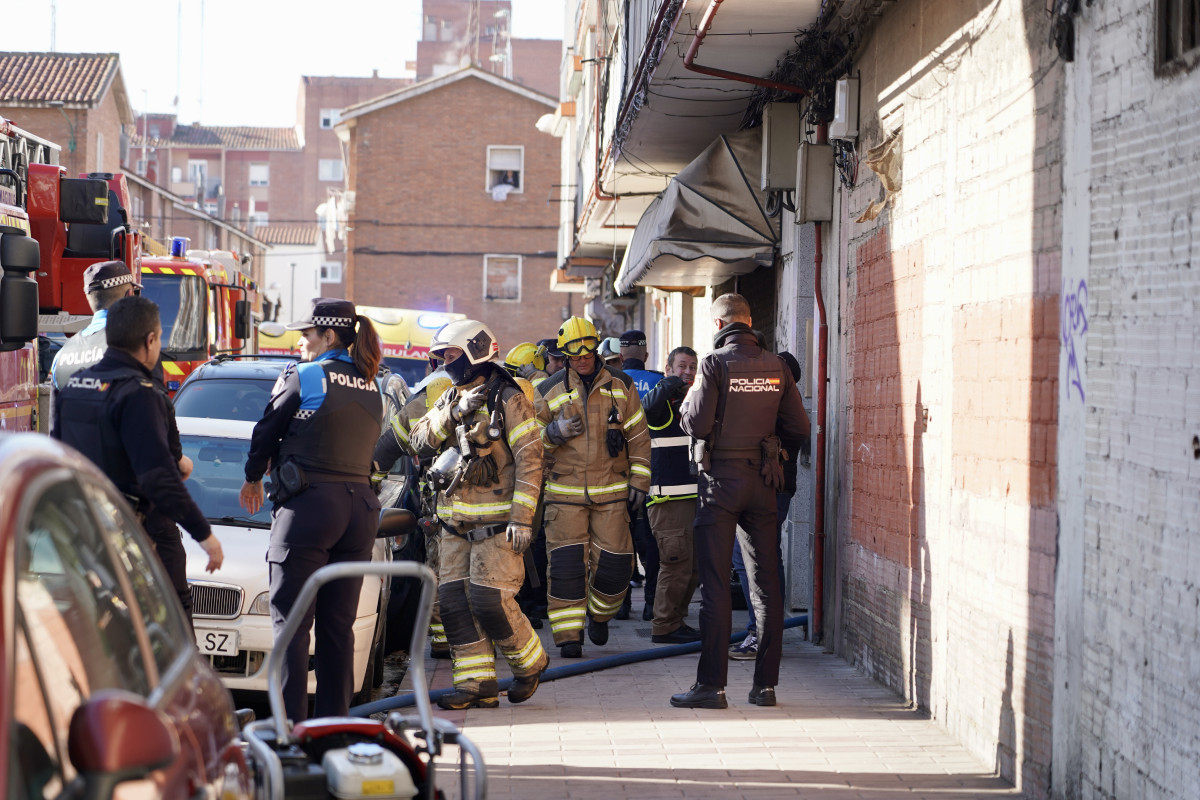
left=670, top=294, right=809, bottom=710
left=538, top=337, right=567, bottom=376
left=52, top=296, right=223, bottom=581
left=534, top=316, right=651, bottom=657
left=238, top=298, right=384, bottom=722
left=51, top=260, right=202, bottom=623
left=409, top=320, right=549, bottom=709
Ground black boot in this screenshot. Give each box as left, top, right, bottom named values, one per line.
left=437, top=681, right=500, bottom=710
left=587, top=617, right=609, bottom=646
left=748, top=685, right=776, bottom=706
left=670, top=683, right=727, bottom=709
left=615, top=593, right=631, bottom=620
left=508, top=668, right=546, bottom=704
left=559, top=641, right=583, bottom=658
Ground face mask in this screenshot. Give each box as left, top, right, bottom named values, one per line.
left=445, top=355, right=480, bottom=386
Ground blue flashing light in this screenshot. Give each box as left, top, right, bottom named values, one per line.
left=167, top=380, right=181, bottom=392
left=417, top=314, right=451, bottom=329
left=169, top=237, right=190, bottom=258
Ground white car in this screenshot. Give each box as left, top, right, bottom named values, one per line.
left=177, top=416, right=390, bottom=701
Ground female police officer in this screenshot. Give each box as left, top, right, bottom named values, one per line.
left=239, top=298, right=384, bottom=722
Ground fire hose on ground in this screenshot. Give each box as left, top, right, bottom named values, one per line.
left=350, top=614, right=809, bottom=716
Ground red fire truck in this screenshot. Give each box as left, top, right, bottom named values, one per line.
left=139, top=241, right=257, bottom=392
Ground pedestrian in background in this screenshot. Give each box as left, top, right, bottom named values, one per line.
left=671, top=294, right=809, bottom=710
left=239, top=298, right=383, bottom=722
left=643, top=345, right=701, bottom=644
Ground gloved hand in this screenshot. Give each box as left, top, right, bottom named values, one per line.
left=516, top=362, right=541, bottom=380
left=451, top=384, right=488, bottom=422
left=628, top=486, right=646, bottom=507
left=659, top=374, right=687, bottom=398
left=546, top=414, right=584, bottom=444
left=463, top=454, right=500, bottom=486
left=606, top=428, right=626, bottom=458
left=370, top=467, right=387, bottom=494
left=506, top=522, right=533, bottom=554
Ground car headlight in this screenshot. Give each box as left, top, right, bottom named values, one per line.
left=249, top=591, right=271, bottom=615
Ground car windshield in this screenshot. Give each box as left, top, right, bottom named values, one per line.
left=174, top=377, right=276, bottom=421
left=180, top=433, right=271, bottom=528
left=140, top=273, right=207, bottom=353
left=383, top=356, right=428, bottom=387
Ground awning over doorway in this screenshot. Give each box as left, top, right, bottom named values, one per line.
left=615, top=128, right=780, bottom=295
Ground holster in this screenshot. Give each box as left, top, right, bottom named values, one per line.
left=759, top=435, right=784, bottom=491
left=268, top=460, right=310, bottom=504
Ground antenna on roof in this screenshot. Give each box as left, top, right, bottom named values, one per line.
left=175, top=0, right=182, bottom=115
left=50, top=0, right=57, bottom=51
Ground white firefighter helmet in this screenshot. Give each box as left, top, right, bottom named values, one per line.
left=429, top=319, right=500, bottom=366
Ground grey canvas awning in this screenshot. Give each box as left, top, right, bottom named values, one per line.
left=615, top=128, right=780, bottom=294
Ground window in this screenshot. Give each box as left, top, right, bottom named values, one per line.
left=204, top=201, right=219, bottom=216
left=95, top=133, right=103, bottom=172
left=484, top=254, right=521, bottom=301
left=319, top=108, right=342, bottom=129
left=250, top=211, right=269, bottom=228
left=135, top=158, right=147, bottom=175
left=188, top=159, right=207, bottom=185
left=1157, top=0, right=1200, bottom=73
left=148, top=124, right=161, bottom=139
left=318, top=158, right=344, bottom=182
left=249, top=162, right=269, bottom=186
left=171, top=165, right=183, bottom=183
left=320, top=262, right=343, bottom=283
left=486, top=146, right=523, bottom=194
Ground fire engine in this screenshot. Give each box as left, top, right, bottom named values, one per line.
left=138, top=239, right=257, bottom=392
left=0, top=118, right=58, bottom=431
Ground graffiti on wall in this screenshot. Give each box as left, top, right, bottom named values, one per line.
left=1062, top=278, right=1088, bottom=403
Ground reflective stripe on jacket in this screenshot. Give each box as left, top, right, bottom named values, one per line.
left=534, top=364, right=651, bottom=505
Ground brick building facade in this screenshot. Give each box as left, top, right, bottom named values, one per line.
left=338, top=67, right=562, bottom=348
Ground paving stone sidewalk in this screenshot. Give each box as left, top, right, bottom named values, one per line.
left=395, top=590, right=1022, bottom=799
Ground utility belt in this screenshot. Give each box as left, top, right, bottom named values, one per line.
left=269, top=460, right=369, bottom=504
left=442, top=522, right=506, bottom=543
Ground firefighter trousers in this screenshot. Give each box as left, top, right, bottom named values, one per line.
left=647, top=499, right=699, bottom=636
left=543, top=501, right=633, bottom=645
left=425, top=526, right=448, bottom=654
left=437, top=527, right=548, bottom=695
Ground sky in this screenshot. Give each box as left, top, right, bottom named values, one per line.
left=1, top=0, right=567, bottom=127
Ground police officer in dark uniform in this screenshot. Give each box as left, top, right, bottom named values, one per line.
left=239, top=298, right=384, bottom=722
left=51, top=261, right=203, bottom=623
left=671, top=294, right=809, bottom=709
left=52, top=295, right=224, bottom=580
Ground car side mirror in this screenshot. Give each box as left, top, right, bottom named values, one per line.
left=68, top=690, right=179, bottom=800
left=378, top=507, right=416, bottom=546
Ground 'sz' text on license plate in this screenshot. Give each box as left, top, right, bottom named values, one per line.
left=195, top=629, right=239, bottom=656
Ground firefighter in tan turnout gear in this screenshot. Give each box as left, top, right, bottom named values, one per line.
left=534, top=316, right=651, bottom=658
left=410, top=320, right=549, bottom=709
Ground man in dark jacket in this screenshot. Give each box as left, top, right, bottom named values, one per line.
left=671, top=294, right=809, bottom=709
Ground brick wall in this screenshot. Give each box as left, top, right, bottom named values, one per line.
left=833, top=2, right=1062, bottom=796
left=345, top=74, right=562, bottom=349
left=1062, top=4, right=1200, bottom=798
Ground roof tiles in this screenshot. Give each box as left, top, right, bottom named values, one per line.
left=0, top=52, right=120, bottom=105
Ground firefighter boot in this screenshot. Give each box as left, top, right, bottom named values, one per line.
left=587, top=616, right=610, bottom=646
left=508, top=667, right=546, bottom=704
left=437, top=680, right=500, bottom=710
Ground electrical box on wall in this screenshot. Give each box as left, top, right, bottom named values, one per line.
left=760, top=102, right=800, bottom=191
left=795, top=142, right=834, bottom=223
left=829, top=77, right=860, bottom=141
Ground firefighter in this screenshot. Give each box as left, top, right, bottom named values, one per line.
left=670, top=294, right=809, bottom=710
left=534, top=316, right=651, bottom=658
left=538, top=337, right=567, bottom=375
left=504, top=342, right=550, bottom=388
left=373, top=365, right=454, bottom=659
left=238, top=298, right=384, bottom=722
left=409, top=320, right=548, bottom=709
left=51, top=261, right=201, bottom=624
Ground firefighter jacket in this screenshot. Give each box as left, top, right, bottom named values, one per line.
left=680, top=323, right=809, bottom=464
left=410, top=368, right=544, bottom=529
left=642, top=375, right=697, bottom=504
left=534, top=364, right=651, bottom=505
left=246, top=350, right=383, bottom=483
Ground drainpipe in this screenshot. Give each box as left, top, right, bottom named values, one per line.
left=811, top=126, right=829, bottom=645
left=683, top=0, right=810, bottom=96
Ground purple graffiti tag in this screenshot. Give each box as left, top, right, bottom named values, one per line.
left=1062, top=278, right=1088, bottom=403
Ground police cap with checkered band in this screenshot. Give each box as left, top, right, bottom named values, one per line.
left=285, top=297, right=357, bottom=331
left=84, top=260, right=142, bottom=294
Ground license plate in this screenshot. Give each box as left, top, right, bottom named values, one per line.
left=196, top=628, right=239, bottom=656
